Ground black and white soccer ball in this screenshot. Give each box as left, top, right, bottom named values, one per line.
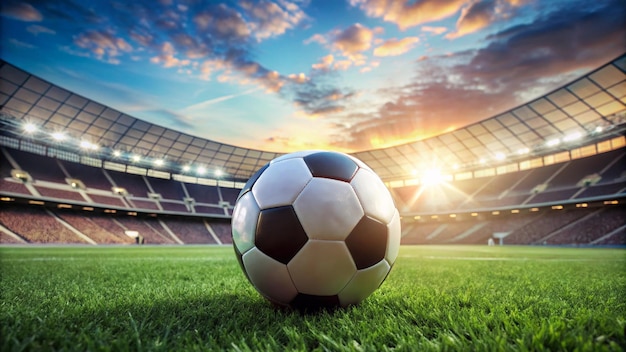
left=231, top=150, right=400, bottom=308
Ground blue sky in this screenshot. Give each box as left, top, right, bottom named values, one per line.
left=1, top=0, right=624, bottom=152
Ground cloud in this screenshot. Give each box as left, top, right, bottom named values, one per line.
left=26, top=24, right=56, bottom=35
left=374, top=37, right=420, bottom=57
left=446, top=0, right=497, bottom=39
left=74, top=29, right=133, bottom=64
left=421, top=26, right=448, bottom=35
left=1, top=2, right=42, bottom=21
left=331, top=0, right=626, bottom=151
left=150, top=41, right=190, bottom=68
left=8, top=38, right=36, bottom=49
left=332, top=23, right=377, bottom=58
left=240, top=0, right=307, bottom=40
left=349, top=0, right=466, bottom=30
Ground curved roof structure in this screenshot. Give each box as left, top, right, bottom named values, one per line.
left=1, top=55, right=625, bottom=182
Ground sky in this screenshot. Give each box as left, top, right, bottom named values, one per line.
left=1, top=0, right=625, bottom=153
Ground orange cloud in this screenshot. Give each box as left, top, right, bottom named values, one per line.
left=350, top=0, right=466, bottom=30
left=373, top=37, right=419, bottom=57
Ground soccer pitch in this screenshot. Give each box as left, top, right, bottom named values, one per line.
left=1, top=245, right=624, bottom=351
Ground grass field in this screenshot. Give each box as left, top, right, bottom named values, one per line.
left=1, top=245, right=625, bottom=351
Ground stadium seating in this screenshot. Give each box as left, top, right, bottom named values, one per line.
left=1, top=144, right=624, bottom=246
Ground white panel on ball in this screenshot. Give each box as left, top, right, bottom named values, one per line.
left=338, top=259, right=390, bottom=306
left=252, top=158, right=312, bottom=209
left=293, top=178, right=364, bottom=240
left=242, top=247, right=298, bottom=305
left=287, top=240, right=356, bottom=296
left=385, top=210, right=401, bottom=265
left=231, top=191, right=260, bottom=255
left=270, top=150, right=324, bottom=164
left=350, top=168, right=396, bottom=224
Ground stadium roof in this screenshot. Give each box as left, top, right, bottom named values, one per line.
left=1, top=54, right=625, bottom=182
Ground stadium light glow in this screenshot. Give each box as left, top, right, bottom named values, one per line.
left=131, top=155, right=141, bottom=162
left=517, top=147, right=530, bottom=155
left=563, top=131, right=582, bottom=142
left=80, top=140, right=98, bottom=150
left=197, top=166, right=206, bottom=175
left=494, top=152, right=506, bottom=161
left=154, top=159, right=164, bottom=167
left=215, top=169, right=223, bottom=177
left=421, top=168, right=444, bottom=187
left=182, top=165, right=191, bottom=172
left=23, top=123, right=37, bottom=133
left=51, top=132, right=66, bottom=141
left=112, top=150, right=122, bottom=157
left=594, top=126, right=603, bottom=133
left=546, top=138, right=560, bottom=147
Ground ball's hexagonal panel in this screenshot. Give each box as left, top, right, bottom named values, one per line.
left=231, top=191, right=260, bottom=255
left=345, top=216, right=388, bottom=269
left=256, top=206, right=308, bottom=264
left=293, top=178, right=364, bottom=240
left=350, top=168, right=396, bottom=224
left=338, top=259, right=390, bottom=306
left=385, top=209, right=401, bottom=265
left=270, top=150, right=323, bottom=164
left=242, top=247, right=298, bottom=306
left=303, top=151, right=358, bottom=181
left=291, top=293, right=340, bottom=310
left=287, top=240, right=356, bottom=296
left=237, top=163, right=269, bottom=201
left=252, top=158, right=313, bottom=209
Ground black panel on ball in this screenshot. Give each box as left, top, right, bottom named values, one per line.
left=291, top=293, right=340, bottom=309
left=237, top=163, right=269, bottom=201
left=233, top=245, right=252, bottom=284
left=256, top=206, right=308, bottom=264
left=303, top=151, right=358, bottom=182
left=345, top=216, right=388, bottom=269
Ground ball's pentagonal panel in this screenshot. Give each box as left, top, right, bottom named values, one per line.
left=293, top=178, right=364, bottom=240
left=291, top=293, right=340, bottom=310
left=345, top=216, right=388, bottom=269
left=338, top=259, right=390, bottom=306
left=242, top=247, right=298, bottom=305
left=303, top=151, right=358, bottom=182
left=256, top=206, right=308, bottom=264
left=350, top=168, right=396, bottom=224
left=287, top=240, right=356, bottom=296
left=231, top=191, right=260, bottom=255
left=385, top=209, right=401, bottom=265
left=270, top=150, right=323, bottom=164
left=252, top=158, right=312, bottom=209
left=237, top=163, right=269, bottom=201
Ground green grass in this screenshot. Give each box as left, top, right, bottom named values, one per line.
left=1, top=245, right=625, bottom=351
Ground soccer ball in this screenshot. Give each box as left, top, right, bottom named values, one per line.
left=231, top=150, right=401, bottom=308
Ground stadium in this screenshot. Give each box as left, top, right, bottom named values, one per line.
left=1, top=0, right=626, bottom=350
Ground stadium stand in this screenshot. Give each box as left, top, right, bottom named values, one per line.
left=0, top=55, right=625, bottom=247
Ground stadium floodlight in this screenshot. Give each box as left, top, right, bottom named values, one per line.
left=517, top=147, right=530, bottom=155
left=421, top=168, right=444, bottom=187
left=214, top=169, right=223, bottom=177
left=546, top=138, right=560, bottom=147
left=594, top=126, right=603, bottom=133
left=23, top=122, right=37, bottom=133
left=112, top=150, right=122, bottom=157
left=154, top=159, right=164, bottom=167
left=51, top=132, right=66, bottom=141
left=80, top=140, right=98, bottom=150
left=563, top=131, right=582, bottom=142
left=182, top=165, right=191, bottom=172
left=197, top=166, right=206, bottom=175
left=494, top=152, right=506, bottom=161
left=131, top=154, right=141, bottom=162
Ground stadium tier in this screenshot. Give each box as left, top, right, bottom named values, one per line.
left=0, top=56, right=625, bottom=246
left=0, top=144, right=624, bottom=245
